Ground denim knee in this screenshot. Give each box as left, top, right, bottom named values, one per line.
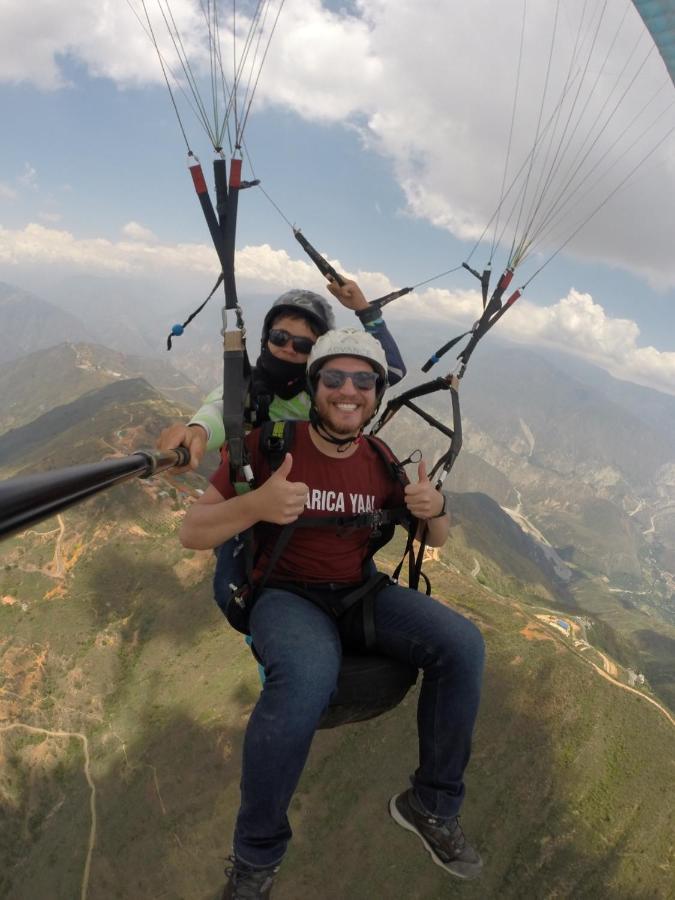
left=435, top=612, right=485, bottom=679
left=263, top=652, right=341, bottom=725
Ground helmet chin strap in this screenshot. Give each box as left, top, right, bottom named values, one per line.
left=309, top=406, right=360, bottom=451
left=309, top=403, right=383, bottom=451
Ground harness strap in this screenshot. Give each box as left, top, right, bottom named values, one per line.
left=250, top=507, right=408, bottom=601
left=360, top=575, right=390, bottom=646
left=235, top=423, right=429, bottom=613
left=263, top=571, right=392, bottom=648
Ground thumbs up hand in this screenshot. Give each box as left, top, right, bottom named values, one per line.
left=404, top=459, right=445, bottom=520
left=257, top=453, right=309, bottom=524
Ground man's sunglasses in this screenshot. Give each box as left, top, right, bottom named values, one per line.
left=268, top=328, right=315, bottom=355
left=318, top=368, right=380, bottom=391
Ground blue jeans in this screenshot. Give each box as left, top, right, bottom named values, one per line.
left=232, top=583, right=485, bottom=867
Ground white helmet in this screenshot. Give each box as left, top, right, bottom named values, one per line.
left=307, top=328, right=388, bottom=394
left=307, top=328, right=388, bottom=439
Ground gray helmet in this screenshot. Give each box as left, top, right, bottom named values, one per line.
left=262, top=289, right=335, bottom=343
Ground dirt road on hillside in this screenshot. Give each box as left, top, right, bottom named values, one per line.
left=0, top=722, right=96, bottom=900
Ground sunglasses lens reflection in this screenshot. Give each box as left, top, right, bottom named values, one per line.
left=269, top=329, right=314, bottom=354
left=319, top=369, right=378, bottom=390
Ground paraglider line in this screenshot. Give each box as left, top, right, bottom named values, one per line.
left=522, top=122, right=674, bottom=288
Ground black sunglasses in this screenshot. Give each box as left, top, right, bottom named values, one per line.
left=268, top=328, right=315, bottom=355
left=318, top=368, right=380, bottom=391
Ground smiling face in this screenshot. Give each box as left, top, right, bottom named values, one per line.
left=313, top=355, right=378, bottom=437
left=266, top=313, right=318, bottom=364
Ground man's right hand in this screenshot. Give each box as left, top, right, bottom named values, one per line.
left=256, top=453, right=308, bottom=524
left=327, top=278, right=368, bottom=312
left=156, top=423, right=208, bottom=472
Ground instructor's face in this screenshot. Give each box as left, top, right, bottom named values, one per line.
left=314, top=356, right=378, bottom=436
left=266, top=314, right=316, bottom=364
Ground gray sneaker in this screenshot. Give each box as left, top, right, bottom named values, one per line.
left=221, top=855, right=279, bottom=899
left=389, top=789, right=483, bottom=880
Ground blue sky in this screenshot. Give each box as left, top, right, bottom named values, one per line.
left=1, top=0, right=674, bottom=391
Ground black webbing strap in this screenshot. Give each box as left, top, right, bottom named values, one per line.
left=421, top=331, right=472, bottom=373
left=428, top=382, right=462, bottom=487
left=362, top=586, right=378, bottom=647
left=188, top=154, right=229, bottom=272
left=223, top=334, right=250, bottom=474
left=423, top=267, right=523, bottom=376
left=403, top=398, right=457, bottom=589
left=251, top=506, right=409, bottom=602
left=456, top=270, right=522, bottom=374
left=263, top=572, right=393, bottom=649
left=368, top=379, right=461, bottom=593
left=371, top=377, right=456, bottom=437
left=462, top=262, right=491, bottom=307
left=215, top=157, right=251, bottom=472
left=216, top=157, right=242, bottom=313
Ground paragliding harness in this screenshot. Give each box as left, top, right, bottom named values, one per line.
left=215, top=420, right=427, bottom=648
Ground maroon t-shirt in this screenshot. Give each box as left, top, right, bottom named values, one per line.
left=210, top=422, right=407, bottom=584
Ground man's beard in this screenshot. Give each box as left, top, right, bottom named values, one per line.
left=313, top=394, right=374, bottom=437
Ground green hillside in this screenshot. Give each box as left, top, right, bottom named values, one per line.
left=1, top=344, right=674, bottom=899
left=1, top=507, right=673, bottom=899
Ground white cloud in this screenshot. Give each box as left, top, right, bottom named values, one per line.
left=0, top=0, right=198, bottom=89
left=264, top=1, right=675, bottom=288
left=0, top=222, right=321, bottom=288
left=122, top=221, right=158, bottom=243
left=2, top=221, right=673, bottom=395
left=2, top=0, right=672, bottom=288
left=389, top=286, right=479, bottom=327
left=0, top=222, right=210, bottom=273
left=501, top=290, right=675, bottom=395
left=384, top=285, right=675, bottom=396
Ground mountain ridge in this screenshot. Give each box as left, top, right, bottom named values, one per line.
left=0, top=341, right=203, bottom=434
left=0, top=282, right=93, bottom=366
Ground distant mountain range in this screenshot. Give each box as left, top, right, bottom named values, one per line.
left=0, top=282, right=93, bottom=365
left=0, top=342, right=203, bottom=436
left=0, top=274, right=290, bottom=392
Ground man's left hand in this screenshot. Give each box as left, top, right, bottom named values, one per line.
left=404, top=460, right=445, bottom=520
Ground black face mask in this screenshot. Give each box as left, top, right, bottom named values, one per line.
left=256, top=346, right=308, bottom=399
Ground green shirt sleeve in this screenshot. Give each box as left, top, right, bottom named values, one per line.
left=188, top=387, right=312, bottom=451
left=188, top=385, right=226, bottom=451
